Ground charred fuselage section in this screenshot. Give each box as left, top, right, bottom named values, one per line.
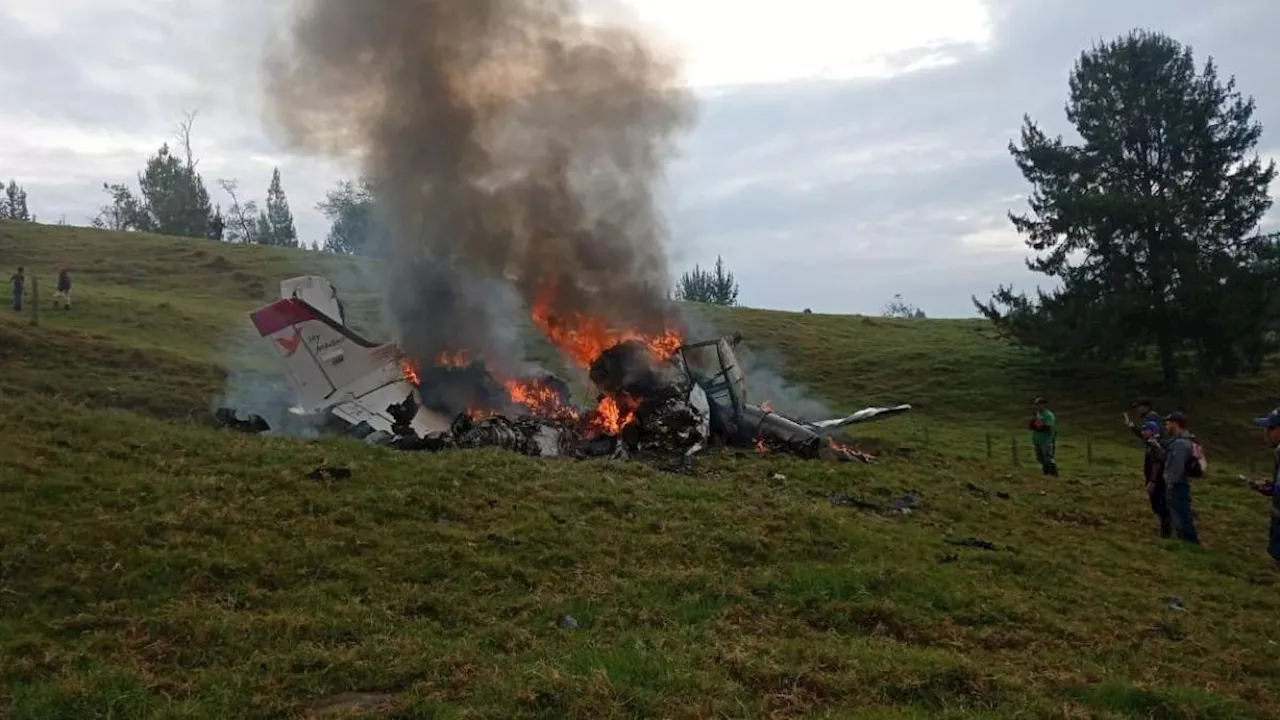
left=219, top=330, right=908, bottom=465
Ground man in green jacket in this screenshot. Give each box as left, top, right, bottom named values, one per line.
left=1029, top=396, right=1058, bottom=476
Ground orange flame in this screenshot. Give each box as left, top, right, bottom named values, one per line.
left=588, top=395, right=636, bottom=435
left=826, top=436, right=874, bottom=462
left=504, top=377, right=580, bottom=422
left=529, top=283, right=682, bottom=368
left=761, top=400, right=775, bottom=413
left=400, top=359, right=421, bottom=385
left=435, top=350, right=473, bottom=367
left=467, top=404, right=496, bottom=420
left=754, top=437, right=770, bottom=454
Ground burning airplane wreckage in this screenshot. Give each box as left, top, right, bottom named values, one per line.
left=218, top=277, right=912, bottom=465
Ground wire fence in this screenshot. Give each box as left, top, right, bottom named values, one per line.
left=903, top=426, right=1271, bottom=477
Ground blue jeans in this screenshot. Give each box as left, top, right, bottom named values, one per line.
left=1166, top=482, right=1199, bottom=543
left=1034, top=441, right=1058, bottom=475
left=11, top=288, right=20, bottom=311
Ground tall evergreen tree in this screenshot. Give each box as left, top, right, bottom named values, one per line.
left=264, top=167, right=298, bottom=247
left=138, top=143, right=214, bottom=238
left=256, top=211, right=272, bottom=245
left=974, top=29, right=1278, bottom=385
left=316, top=179, right=384, bottom=255
left=1, top=180, right=31, bottom=221
left=675, top=255, right=740, bottom=306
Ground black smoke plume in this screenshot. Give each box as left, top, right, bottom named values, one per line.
left=263, top=0, right=695, bottom=373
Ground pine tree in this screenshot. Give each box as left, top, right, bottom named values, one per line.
left=137, top=143, right=213, bottom=238
left=2, top=180, right=31, bottom=221
left=316, top=179, right=383, bottom=254
left=256, top=211, right=272, bottom=245
left=264, top=167, right=298, bottom=247
left=675, top=255, right=740, bottom=306
left=974, top=29, right=1278, bottom=385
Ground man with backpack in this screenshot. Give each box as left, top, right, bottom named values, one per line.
left=1248, top=407, right=1280, bottom=570
left=1145, top=411, right=1204, bottom=544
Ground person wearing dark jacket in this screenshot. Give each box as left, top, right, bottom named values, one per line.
left=1146, top=411, right=1200, bottom=544
left=10, top=266, right=23, bottom=312
left=1249, top=408, right=1280, bottom=570
left=1138, top=419, right=1171, bottom=537
left=1125, top=399, right=1164, bottom=444
left=1126, top=399, right=1170, bottom=536
left=55, top=267, right=71, bottom=310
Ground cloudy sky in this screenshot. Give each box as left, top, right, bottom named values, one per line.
left=2, top=0, right=1278, bottom=317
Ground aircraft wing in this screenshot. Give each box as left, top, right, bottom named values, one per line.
left=803, top=404, right=913, bottom=434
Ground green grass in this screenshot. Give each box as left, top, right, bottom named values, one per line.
left=2, top=219, right=1279, bottom=718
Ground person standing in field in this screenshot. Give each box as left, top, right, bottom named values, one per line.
left=1248, top=407, right=1280, bottom=570
left=1146, top=411, right=1203, bottom=544
left=1125, top=398, right=1163, bottom=443
left=10, top=266, right=24, bottom=312
left=1029, top=396, right=1058, bottom=476
left=1139, top=419, right=1171, bottom=537
left=55, top=267, right=72, bottom=310
left=1125, top=399, right=1170, bottom=537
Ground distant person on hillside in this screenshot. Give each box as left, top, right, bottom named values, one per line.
left=1029, top=396, right=1058, bottom=476
left=10, top=266, right=24, bottom=312
left=55, top=267, right=71, bottom=310
left=1146, top=411, right=1202, bottom=544
left=1247, top=407, right=1280, bottom=570
left=1138, top=419, right=1171, bottom=538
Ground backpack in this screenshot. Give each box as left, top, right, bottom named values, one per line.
left=1186, top=440, right=1207, bottom=478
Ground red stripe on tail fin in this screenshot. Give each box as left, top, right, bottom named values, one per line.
left=250, top=298, right=318, bottom=337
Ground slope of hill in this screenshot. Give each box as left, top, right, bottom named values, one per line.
left=2, top=220, right=1279, bottom=718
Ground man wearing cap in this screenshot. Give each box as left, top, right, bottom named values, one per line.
left=1145, top=411, right=1200, bottom=544
left=1248, top=408, right=1280, bottom=570
left=1138, top=419, right=1172, bottom=537
left=1029, top=396, right=1058, bottom=476
left=1126, top=399, right=1170, bottom=536
left=1125, top=399, right=1163, bottom=443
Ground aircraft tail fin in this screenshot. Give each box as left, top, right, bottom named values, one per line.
left=249, top=297, right=402, bottom=413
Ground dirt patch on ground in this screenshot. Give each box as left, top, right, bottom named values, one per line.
left=305, top=693, right=399, bottom=717
left=206, top=255, right=233, bottom=272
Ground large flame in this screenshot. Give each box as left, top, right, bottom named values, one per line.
left=504, top=376, right=579, bottom=422
left=530, top=284, right=681, bottom=369
left=398, top=282, right=681, bottom=439
left=588, top=394, right=636, bottom=435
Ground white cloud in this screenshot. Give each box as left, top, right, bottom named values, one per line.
left=602, top=0, right=994, bottom=87
left=958, top=227, right=1024, bottom=252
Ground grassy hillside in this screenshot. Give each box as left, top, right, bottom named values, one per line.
left=2, top=220, right=1279, bottom=718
